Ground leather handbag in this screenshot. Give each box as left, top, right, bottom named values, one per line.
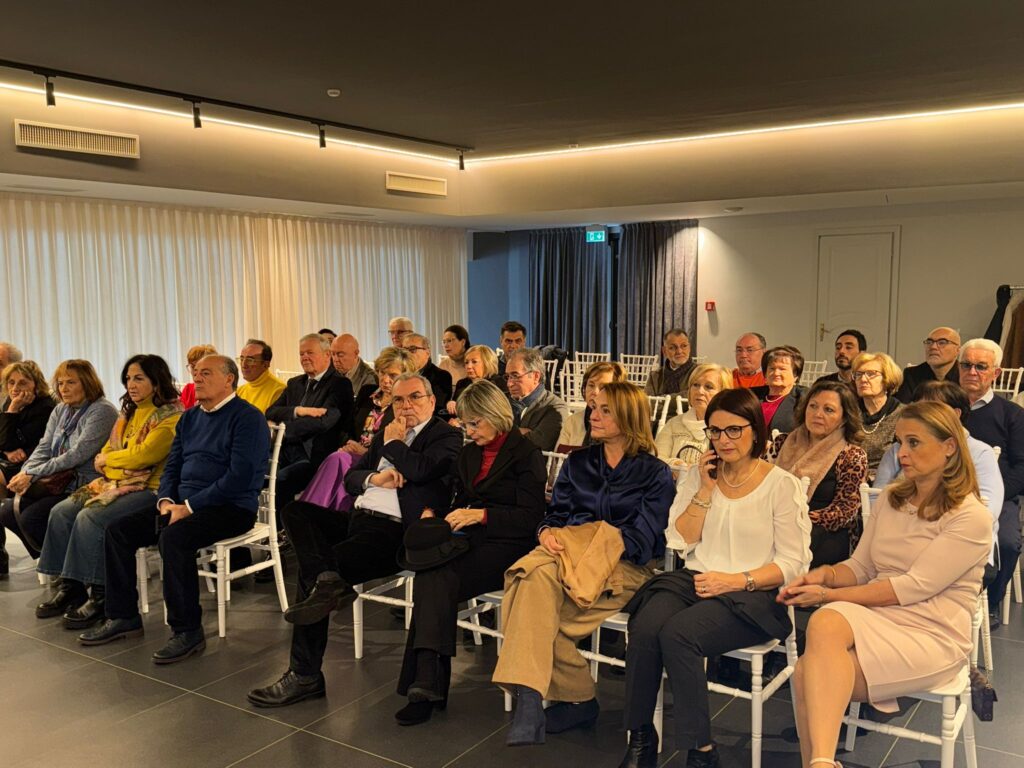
left=23, top=469, right=76, bottom=500
left=970, top=666, right=997, bottom=721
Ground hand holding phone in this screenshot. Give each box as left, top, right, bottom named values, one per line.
left=707, top=447, right=719, bottom=479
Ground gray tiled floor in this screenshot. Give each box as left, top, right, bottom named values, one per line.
left=2, top=537, right=1022, bottom=768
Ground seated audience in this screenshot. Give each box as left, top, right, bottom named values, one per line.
left=752, top=345, right=805, bottom=434
left=556, top=361, right=627, bottom=451
left=79, top=356, right=269, bottom=662
left=438, top=324, right=470, bottom=386
left=393, top=380, right=547, bottom=725
left=621, top=388, right=811, bottom=767
left=236, top=339, right=286, bottom=413
left=732, top=332, right=767, bottom=388
left=330, top=334, right=377, bottom=396
left=318, top=328, right=337, bottom=344
left=492, top=383, right=674, bottom=746
left=247, top=373, right=461, bottom=707
left=780, top=401, right=991, bottom=768
left=497, top=321, right=527, bottom=377
left=388, top=316, right=414, bottom=348
left=895, top=326, right=961, bottom=402
left=851, top=352, right=904, bottom=481
left=36, top=355, right=181, bottom=628
left=446, top=345, right=507, bottom=423
left=772, top=380, right=868, bottom=567
left=0, top=361, right=57, bottom=500
left=819, top=330, right=866, bottom=387
left=179, top=344, right=217, bottom=409
left=645, top=328, right=694, bottom=398
left=655, top=364, right=734, bottom=463
left=265, top=334, right=354, bottom=502
left=0, top=360, right=118, bottom=567
left=405, top=333, right=453, bottom=412
left=505, top=348, right=569, bottom=451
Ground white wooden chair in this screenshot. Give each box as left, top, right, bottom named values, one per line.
left=799, top=360, right=829, bottom=386
left=559, top=360, right=588, bottom=407
left=621, top=354, right=658, bottom=387
left=542, top=358, right=559, bottom=391
left=352, top=571, right=414, bottom=659
left=647, top=394, right=672, bottom=434
left=542, top=450, right=568, bottom=495
left=574, top=351, right=611, bottom=366
left=275, top=368, right=302, bottom=380
left=993, top=366, right=1024, bottom=399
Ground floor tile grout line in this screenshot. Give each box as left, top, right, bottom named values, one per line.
left=874, top=700, right=921, bottom=768
left=978, top=744, right=1024, bottom=759
left=296, top=729, right=415, bottom=768
left=295, top=677, right=405, bottom=732
left=222, top=732, right=304, bottom=768
left=113, top=691, right=194, bottom=725
left=438, top=722, right=511, bottom=768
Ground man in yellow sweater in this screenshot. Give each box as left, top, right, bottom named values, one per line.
left=237, top=339, right=286, bottom=414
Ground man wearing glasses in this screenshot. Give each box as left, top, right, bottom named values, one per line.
left=236, top=339, right=286, bottom=414
left=388, top=316, right=415, bottom=348
left=957, top=339, right=1024, bottom=629
left=732, top=332, right=767, bottom=388
left=404, top=333, right=453, bottom=416
left=505, top=348, right=568, bottom=451
left=895, top=326, right=961, bottom=403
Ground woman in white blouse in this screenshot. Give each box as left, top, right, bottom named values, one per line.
left=619, top=388, right=811, bottom=768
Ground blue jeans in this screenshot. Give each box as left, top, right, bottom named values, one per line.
left=37, top=491, right=158, bottom=586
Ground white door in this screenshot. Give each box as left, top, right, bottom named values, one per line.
left=815, top=231, right=898, bottom=360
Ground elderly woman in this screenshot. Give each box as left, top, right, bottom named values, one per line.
left=752, top=345, right=805, bottom=434
left=0, top=361, right=58, bottom=499
left=35, top=355, right=182, bottom=627
left=850, top=352, right=904, bottom=482
left=781, top=402, right=991, bottom=768
left=179, top=344, right=217, bottom=409
left=620, top=388, right=811, bottom=767
left=446, top=344, right=506, bottom=422
left=655, top=363, right=734, bottom=465
left=394, top=380, right=546, bottom=725
left=773, top=380, right=868, bottom=567
left=0, top=360, right=118, bottom=568
left=492, top=382, right=674, bottom=746
left=556, top=361, right=627, bottom=451
left=438, top=324, right=470, bottom=386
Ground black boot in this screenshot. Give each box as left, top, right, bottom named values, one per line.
left=63, top=584, right=105, bottom=629
left=0, top=544, right=8, bottom=579
left=408, top=649, right=445, bottom=703
left=686, top=745, right=720, bottom=768
left=618, top=724, right=659, bottom=768
left=36, top=578, right=88, bottom=618
left=507, top=685, right=545, bottom=746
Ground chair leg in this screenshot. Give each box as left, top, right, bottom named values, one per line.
left=1013, top=557, right=1022, bottom=604
left=940, top=694, right=956, bottom=768
left=654, top=677, right=664, bottom=754
left=270, top=539, right=289, bottom=612
left=404, top=576, right=413, bottom=630
left=353, top=590, right=364, bottom=660
left=981, top=592, right=994, bottom=671
left=971, top=599, right=981, bottom=668
left=962, top=691, right=978, bottom=768
left=1003, top=582, right=1012, bottom=625
left=590, top=629, right=601, bottom=682
left=216, top=546, right=227, bottom=638
left=844, top=702, right=860, bottom=751
left=468, top=598, right=483, bottom=646
left=136, top=548, right=150, bottom=615
left=750, top=653, right=764, bottom=768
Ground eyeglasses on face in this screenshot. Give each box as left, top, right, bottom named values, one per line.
left=959, top=361, right=991, bottom=373
left=392, top=392, right=429, bottom=405
left=504, top=371, right=537, bottom=382
left=236, top=356, right=265, bottom=365
left=705, top=424, right=752, bottom=440
left=463, top=418, right=484, bottom=431
left=735, top=346, right=763, bottom=354
left=852, top=370, right=881, bottom=380
left=404, top=345, right=427, bottom=353
left=923, top=338, right=957, bottom=348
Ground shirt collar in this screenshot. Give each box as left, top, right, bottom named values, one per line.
left=970, top=389, right=996, bottom=410
left=200, top=392, right=236, bottom=413
left=309, top=367, right=329, bottom=384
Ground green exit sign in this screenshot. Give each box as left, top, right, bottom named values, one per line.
left=586, top=229, right=607, bottom=243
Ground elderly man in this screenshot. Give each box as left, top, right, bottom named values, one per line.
left=79, top=356, right=270, bottom=662
left=732, top=332, right=767, bottom=388
left=236, top=339, right=286, bottom=413
left=820, top=329, right=866, bottom=386
left=388, top=317, right=414, bottom=348
left=331, top=333, right=377, bottom=397
left=497, top=321, right=527, bottom=377
left=645, top=328, right=694, bottom=397
left=895, top=326, right=961, bottom=402
left=0, top=341, right=23, bottom=370
left=247, top=373, right=461, bottom=707
left=404, top=333, right=453, bottom=411
left=955, top=339, right=1024, bottom=629
left=266, top=334, right=354, bottom=502
left=505, top=348, right=568, bottom=451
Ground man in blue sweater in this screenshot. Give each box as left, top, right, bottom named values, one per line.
left=80, top=355, right=270, bottom=662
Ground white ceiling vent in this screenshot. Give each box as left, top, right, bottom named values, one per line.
left=14, top=120, right=140, bottom=159
left=385, top=171, right=447, bottom=197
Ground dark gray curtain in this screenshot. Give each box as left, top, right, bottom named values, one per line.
left=616, top=220, right=699, bottom=356
left=528, top=228, right=610, bottom=352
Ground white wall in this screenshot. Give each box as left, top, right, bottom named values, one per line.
left=696, top=196, right=1024, bottom=368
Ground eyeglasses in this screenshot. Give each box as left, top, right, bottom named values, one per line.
left=392, top=392, right=430, bottom=405
left=959, top=361, right=991, bottom=373
left=852, top=370, right=881, bottom=380
left=463, top=418, right=483, bottom=431
left=404, top=346, right=427, bottom=353
left=923, top=338, right=958, bottom=348
left=735, top=346, right=763, bottom=354
left=705, top=424, right=752, bottom=440
left=504, top=372, right=537, bottom=382
left=236, top=356, right=265, bottom=365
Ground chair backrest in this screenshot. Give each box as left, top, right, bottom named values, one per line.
left=799, top=360, right=829, bottom=386
left=858, top=482, right=883, bottom=527
left=647, top=394, right=672, bottom=433
left=543, top=358, right=559, bottom=391
left=260, top=423, right=287, bottom=529
left=574, top=351, right=611, bottom=365
left=673, top=441, right=705, bottom=467
left=542, top=450, right=568, bottom=494
left=559, top=360, right=588, bottom=406
left=994, top=367, right=1024, bottom=398
left=275, top=369, right=302, bottom=380
left=620, top=354, right=658, bottom=386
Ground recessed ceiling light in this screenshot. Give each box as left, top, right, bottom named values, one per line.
left=723, top=206, right=744, bottom=213
left=326, top=89, right=341, bottom=98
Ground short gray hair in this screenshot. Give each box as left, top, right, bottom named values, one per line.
left=202, top=354, right=240, bottom=390
left=0, top=342, right=24, bottom=362
left=393, top=372, right=434, bottom=397
left=507, top=347, right=544, bottom=375
left=960, top=338, right=1003, bottom=368
left=389, top=316, right=414, bottom=330
left=662, top=328, right=689, bottom=343
left=405, top=333, right=430, bottom=349
left=457, top=379, right=514, bottom=433
left=300, top=333, right=331, bottom=352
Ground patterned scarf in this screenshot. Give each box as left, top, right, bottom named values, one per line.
left=774, top=425, right=848, bottom=500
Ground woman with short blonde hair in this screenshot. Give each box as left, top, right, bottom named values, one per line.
left=446, top=344, right=506, bottom=422
left=851, top=352, right=904, bottom=482
left=655, top=363, right=734, bottom=463
left=457, top=378, right=515, bottom=433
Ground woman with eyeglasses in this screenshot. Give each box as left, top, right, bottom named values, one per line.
left=393, top=380, right=546, bottom=726
left=772, top=380, right=868, bottom=568
left=556, top=361, right=627, bottom=451
left=655, top=364, right=734, bottom=466
left=619, top=388, right=811, bottom=768
left=850, top=353, right=904, bottom=482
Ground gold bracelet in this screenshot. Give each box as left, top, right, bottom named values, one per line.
left=818, top=587, right=826, bottom=607
left=690, top=495, right=712, bottom=509
left=827, top=566, right=837, bottom=588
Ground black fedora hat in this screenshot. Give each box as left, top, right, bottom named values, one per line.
left=398, top=517, right=471, bottom=572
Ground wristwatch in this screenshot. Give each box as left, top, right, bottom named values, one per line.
left=743, top=571, right=756, bottom=592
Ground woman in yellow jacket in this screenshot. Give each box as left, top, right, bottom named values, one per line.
left=36, top=355, right=182, bottom=628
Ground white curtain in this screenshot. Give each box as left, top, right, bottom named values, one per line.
left=0, top=193, right=467, bottom=390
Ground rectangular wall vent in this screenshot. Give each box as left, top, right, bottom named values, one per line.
left=14, top=120, right=140, bottom=159
left=385, top=171, right=447, bottom=197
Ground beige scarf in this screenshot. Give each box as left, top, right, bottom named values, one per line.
left=774, top=425, right=848, bottom=500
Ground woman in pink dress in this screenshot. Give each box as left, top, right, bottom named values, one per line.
left=779, top=401, right=991, bottom=768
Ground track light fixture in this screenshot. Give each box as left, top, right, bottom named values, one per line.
left=458, top=150, right=465, bottom=171
left=44, top=75, right=55, bottom=106
left=318, top=124, right=326, bottom=148
left=191, top=101, right=202, bottom=128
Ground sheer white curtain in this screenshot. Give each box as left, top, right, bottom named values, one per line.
left=0, top=193, right=467, bottom=390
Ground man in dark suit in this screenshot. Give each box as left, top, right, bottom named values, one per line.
left=266, top=333, right=354, bottom=502
left=895, top=326, right=961, bottom=403
left=247, top=372, right=462, bottom=707
left=404, top=333, right=453, bottom=417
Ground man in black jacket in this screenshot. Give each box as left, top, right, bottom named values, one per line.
left=247, top=372, right=461, bottom=707
left=895, top=326, right=961, bottom=403
left=404, top=333, right=453, bottom=417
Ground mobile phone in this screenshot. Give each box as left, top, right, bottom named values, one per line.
left=707, top=447, right=719, bottom=479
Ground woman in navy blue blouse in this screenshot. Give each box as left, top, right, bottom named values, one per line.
left=491, top=382, right=675, bottom=747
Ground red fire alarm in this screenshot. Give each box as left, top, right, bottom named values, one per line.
left=705, top=300, right=716, bottom=312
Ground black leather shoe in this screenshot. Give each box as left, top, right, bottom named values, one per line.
left=36, top=579, right=88, bottom=618
left=989, top=611, right=1002, bottom=632
left=545, top=698, right=599, bottom=733
left=507, top=686, right=545, bottom=746
left=79, top=616, right=144, bottom=646
left=63, top=585, right=105, bottom=629
left=618, top=724, right=659, bottom=768
left=0, top=546, right=9, bottom=579
left=152, top=628, right=206, bottom=665
left=247, top=670, right=326, bottom=708
left=686, top=745, right=720, bottom=768
left=284, top=572, right=353, bottom=625
left=395, top=698, right=446, bottom=726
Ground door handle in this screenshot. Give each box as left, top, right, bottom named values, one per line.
left=819, top=323, right=828, bottom=342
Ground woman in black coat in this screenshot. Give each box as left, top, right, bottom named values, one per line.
left=394, top=379, right=546, bottom=726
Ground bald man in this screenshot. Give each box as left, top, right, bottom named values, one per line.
left=330, top=334, right=377, bottom=398
left=895, top=326, right=961, bottom=403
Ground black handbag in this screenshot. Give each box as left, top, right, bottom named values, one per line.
left=970, top=667, right=997, bottom=721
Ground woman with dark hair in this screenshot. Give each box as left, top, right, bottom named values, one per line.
left=35, top=355, right=182, bottom=628
left=752, top=345, right=805, bottom=434
left=0, top=360, right=118, bottom=573
left=439, top=324, right=471, bottom=386
left=772, top=380, right=868, bottom=567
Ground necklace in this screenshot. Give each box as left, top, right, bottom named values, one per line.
left=720, top=460, right=760, bottom=488
left=861, top=419, right=884, bottom=435
left=764, top=392, right=786, bottom=403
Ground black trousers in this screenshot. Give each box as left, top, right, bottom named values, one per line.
left=624, top=580, right=771, bottom=749
left=395, top=536, right=534, bottom=697
left=284, top=500, right=404, bottom=676
left=0, top=494, right=66, bottom=558
left=104, top=504, right=255, bottom=632
left=810, top=524, right=850, bottom=569
left=275, top=459, right=316, bottom=509
left=988, top=500, right=1023, bottom=606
